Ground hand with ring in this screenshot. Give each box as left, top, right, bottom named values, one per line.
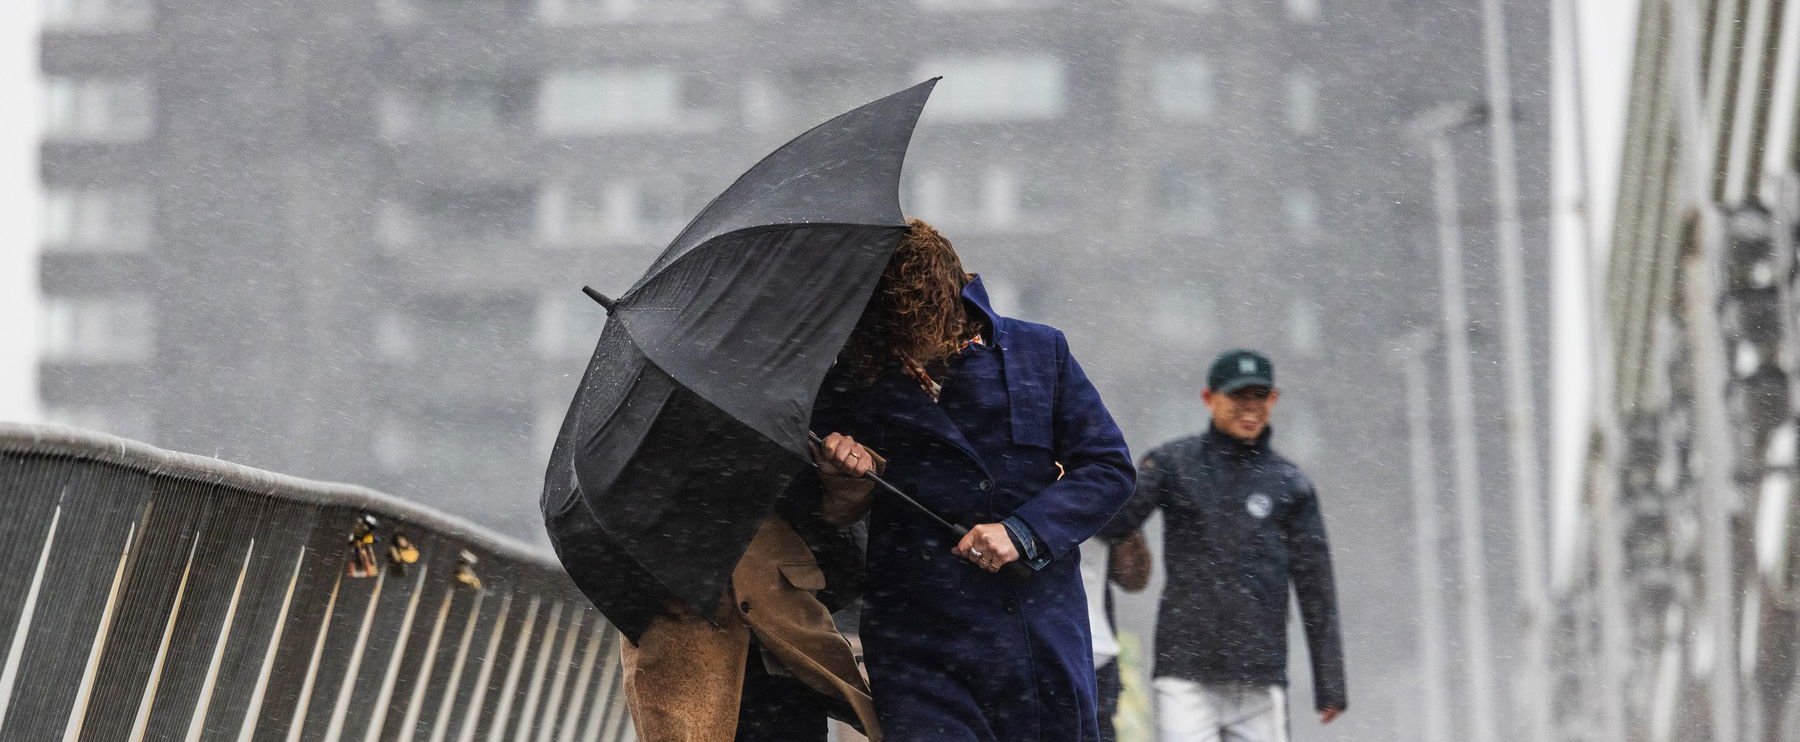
left=812, top=432, right=874, bottom=479
left=953, top=523, right=1020, bottom=573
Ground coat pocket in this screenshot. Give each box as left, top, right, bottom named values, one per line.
left=779, top=562, right=828, bottom=592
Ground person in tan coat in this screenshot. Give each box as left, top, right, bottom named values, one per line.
left=619, top=443, right=883, bottom=742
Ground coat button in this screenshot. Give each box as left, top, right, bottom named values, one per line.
left=740, top=601, right=751, bottom=613
left=978, top=480, right=993, bottom=492
left=1004, top=599, right=1019, bottom=614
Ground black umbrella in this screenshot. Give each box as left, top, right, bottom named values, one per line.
left=543, top=80, right=968, bottom=642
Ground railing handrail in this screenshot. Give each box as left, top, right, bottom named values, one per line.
left=0, top=421, right=557, bottom=569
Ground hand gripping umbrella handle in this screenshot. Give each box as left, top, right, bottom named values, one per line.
left=943, top=522, right=1035, bottom=582
left=808, top=432, right=1031, bottom=582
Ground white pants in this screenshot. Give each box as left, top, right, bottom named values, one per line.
left=1153, top=677, right=1288, bottom=742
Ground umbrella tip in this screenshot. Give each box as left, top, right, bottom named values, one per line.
left=581, top=286, right=617, bottom=312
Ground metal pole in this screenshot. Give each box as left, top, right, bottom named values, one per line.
left=1428, top=131, right=1502, bottom=742
left=1475, top=0, right=1553, bottom=736
left=1667, top=0, right=1742, bottom=736
left=1399, top=338, right=1452, bottom=742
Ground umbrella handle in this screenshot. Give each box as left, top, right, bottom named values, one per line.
left=807, top=432, right=1031, bottom=582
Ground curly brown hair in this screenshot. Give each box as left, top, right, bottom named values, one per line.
left=840, top=218, right=972, bottom=383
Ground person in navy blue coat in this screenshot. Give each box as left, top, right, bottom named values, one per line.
left=806, top=219, right=1136, bottom=741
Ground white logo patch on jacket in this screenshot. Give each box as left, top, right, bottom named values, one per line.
left=1245, top=493, right=1273, bottom=519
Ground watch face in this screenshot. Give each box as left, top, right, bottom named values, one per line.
left=1245, top=493, right=1274, bottom=519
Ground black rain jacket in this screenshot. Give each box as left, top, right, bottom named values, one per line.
left=1102, top=425, right=1347, bottom=712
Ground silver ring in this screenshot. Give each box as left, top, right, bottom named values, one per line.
left=969, top=547, right=983, bottom=559
left=849, top=452, right=861, bottom=459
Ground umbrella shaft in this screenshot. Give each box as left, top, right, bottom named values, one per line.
left=805, top=432, right=1029, bottom=581
left=805, top=431, right=961, bottom=534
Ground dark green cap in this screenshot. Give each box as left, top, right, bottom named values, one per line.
left=1207, top=349, right=1274, bottom=393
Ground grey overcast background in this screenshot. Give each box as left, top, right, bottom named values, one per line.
left=0, top=1, right=1640, bottom=740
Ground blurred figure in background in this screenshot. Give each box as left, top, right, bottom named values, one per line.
left=1104, top=350, right=1346, bottom=742
left=1085, top=528, right=1152, bottom=741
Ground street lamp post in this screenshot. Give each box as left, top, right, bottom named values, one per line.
left=1396, top=334, right=1453, bottom=742
left=1411, top=102, right=1500, bottom=742
left=1475, top=1, right=1554, bottom=737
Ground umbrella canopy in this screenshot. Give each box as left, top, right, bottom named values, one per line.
left=542, top=80, right=937, bottom=641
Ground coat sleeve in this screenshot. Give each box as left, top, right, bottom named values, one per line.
left=1099, top=448, right=1172, bottom=541
left=1283, top=477, right=1348, bottom=712
left=1006, top=331, right=1136, bottom=563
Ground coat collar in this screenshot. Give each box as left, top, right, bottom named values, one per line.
left=863, top=364, right=987, bottom=468
left=961, top=274, right=1007, bottom=350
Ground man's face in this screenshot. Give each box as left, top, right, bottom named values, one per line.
left=1202, top=385, right=1279, bottom=441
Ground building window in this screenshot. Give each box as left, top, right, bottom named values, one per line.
left=375, top=312, right=418, bottom=361
left=978, top=275, right=1023, bottom=316
left=539, top=0, right=727, bottom=23
left=383, top=404, right=532, bottom=501
left=372, top=415, right=414, bottom=472
left=1151, top=55, right=1217, bottom=121
left=539, top=179, right=705, bottom=244
left=44, top=404, right=154, bottom=442
left=906, top=166, right=1051, bottom=232
left=917, top=0, right=1050, bottom=9
left=1283, top=188, right=1321, bottom=240
left=408, top=293, right=535, bottom=360
left=1288, top=296, right=1320, bottom=354
left=533, top=404, right=565, bottom=465
left=535, top=291, right=605, bottom=358
left=381, top=186, right=536, bottom=249
left=740, top=73, right=783, bottom=130
left=758, top=66, right=907, bottom=129
left=1284, top=68, right=1320, bottom=134
left=1284, top=0, right=1320, bottom=22
left=42, top=188, right=152, bottom=252
left=383, top=0, right=531, bottom=23
left=376, top=199, right=418, bottom=249
left=1152, top=287, right=1216, bottom=346
left=42, top=295, right=154, bottom=362
left=1153, top=168, right=1217, bottom=234
left=44, top=0, right=152, bottom=30
left=540, top=67, right=715, bottom=134
left=1280, top=402, right=1322, bottom=465
left=913, top=55, right=1064, bottom=122
left=381, top=78, right=534, bottom=138
left=45, top=78, right=153, bottom=142
left=44, top=0, right=153, bottom=30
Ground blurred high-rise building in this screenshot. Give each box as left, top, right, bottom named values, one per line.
left=36, top=1, right=1549, bottom=738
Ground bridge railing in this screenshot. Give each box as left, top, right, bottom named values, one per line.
left=0, top=423, right=633, bottom=742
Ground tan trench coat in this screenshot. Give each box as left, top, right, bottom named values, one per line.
left=619, top=512, right=880, bottom=741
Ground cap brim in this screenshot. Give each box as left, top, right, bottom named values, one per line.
left=1216, top=376, right=1274, bottom=394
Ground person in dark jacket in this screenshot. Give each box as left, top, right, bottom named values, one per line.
left=1103, top=349, right=1346, bottom=742
left=809, top=218, right=1136, bottom=741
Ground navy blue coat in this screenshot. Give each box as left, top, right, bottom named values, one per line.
left=813, top=277, right=1135, bottom=742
